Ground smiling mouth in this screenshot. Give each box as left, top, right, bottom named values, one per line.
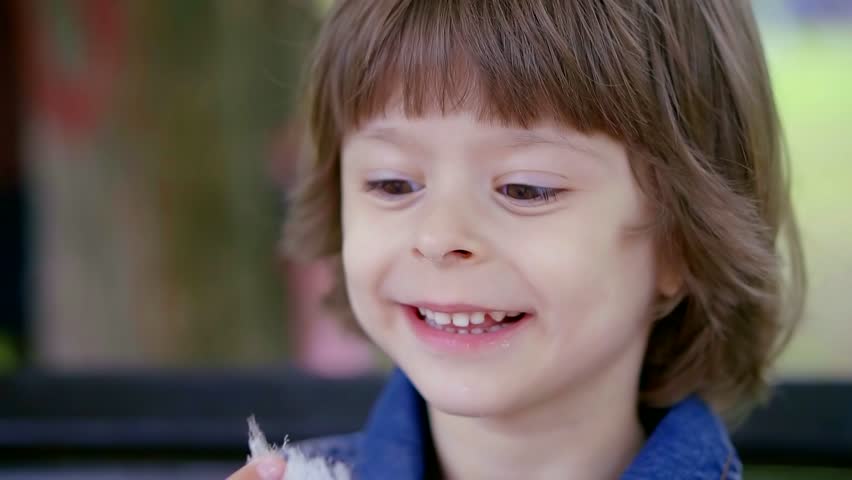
left=410, top=305, right=528, bottom=335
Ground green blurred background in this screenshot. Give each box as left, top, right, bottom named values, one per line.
left=762, top=23, right=852, bottom=379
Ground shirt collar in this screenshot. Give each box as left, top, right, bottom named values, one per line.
left=356, top=368, right=435, bottom=479
left=622, top=393, right=741, bottom=479
left=356, top=368, right=740, bottom=479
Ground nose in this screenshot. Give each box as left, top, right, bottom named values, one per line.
left=412, top=201, right=484, bottom=267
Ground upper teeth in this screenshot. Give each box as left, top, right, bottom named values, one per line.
left=418, top=308, right=515, bottom=327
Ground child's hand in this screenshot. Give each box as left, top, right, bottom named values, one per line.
left=226, top=454, right=287, bottom=480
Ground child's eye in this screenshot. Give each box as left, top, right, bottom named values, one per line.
left=364, top=179, right=424, bottom=198
left=497, top=184, right=566, bottom=205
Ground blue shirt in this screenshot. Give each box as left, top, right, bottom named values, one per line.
left=296, top=368, right=742, bottom=479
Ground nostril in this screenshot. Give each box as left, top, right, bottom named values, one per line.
left=414, top=248, right=474, bottom=263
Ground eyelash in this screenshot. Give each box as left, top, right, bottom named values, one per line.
left=496, top=184, right=565, bottom=205
left=364, top=180, right=565, bottom=206
left=364, top=179, right=424, bottom=198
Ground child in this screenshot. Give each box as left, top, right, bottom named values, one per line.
left=230, top=1, right=805, bottom=478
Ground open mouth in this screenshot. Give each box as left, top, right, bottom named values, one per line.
left=410, top=305, right=529, bottom=335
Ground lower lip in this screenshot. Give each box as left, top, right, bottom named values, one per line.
left=404, top=305, right=532, bottom=354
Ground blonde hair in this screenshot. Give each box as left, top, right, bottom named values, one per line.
left=283, top=0, right=806, bottom=418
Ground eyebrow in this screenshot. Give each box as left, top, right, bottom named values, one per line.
left=498, top=130, right=606, bottom=161
left=501, top=130, right=580, bottom=149
left=359, top=126, right=407, bottom=144
left=355, top=126, right=430, bottom=155
left=356, top=125, right=604, bottom=162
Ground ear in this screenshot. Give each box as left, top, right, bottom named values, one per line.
left=656, top=261, right=684, bottom=299
left=653, top=255, right=685, bottom=320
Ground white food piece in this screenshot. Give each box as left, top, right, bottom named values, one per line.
left=247, top=415, right=352, bottom=480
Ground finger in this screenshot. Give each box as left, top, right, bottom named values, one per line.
left=226, top=455, right=287, bottom=480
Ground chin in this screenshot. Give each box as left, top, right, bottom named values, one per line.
left=402, top=360, right=525, bottom=418
left=426, top=394, right=513, bottom=418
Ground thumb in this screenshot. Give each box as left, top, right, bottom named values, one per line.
left=226, top=454, right=287, bottom=480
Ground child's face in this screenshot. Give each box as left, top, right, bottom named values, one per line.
left=340, top=108, right=680, bottom=417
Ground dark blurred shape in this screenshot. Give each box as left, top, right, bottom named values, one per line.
left=0, top=0, right=27, bottom=366
left=0, top=372, right=850, bottom=477
left=732, top=382, right=852, bottom=465
left=0, top=367, right=384, bottom=462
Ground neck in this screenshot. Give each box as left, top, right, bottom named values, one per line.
left=427, top=348, right=647, bottom=480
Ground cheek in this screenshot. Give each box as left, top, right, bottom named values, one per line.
left=340, top=189, right=406, bottom=329
left=521, top=230, right=658, bottom=389
left=522, top=210, right=658, bottom=331
left=341, top=200, right=377, bottom=322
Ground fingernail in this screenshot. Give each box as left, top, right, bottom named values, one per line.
left=255, top=456, right=285, bottom=480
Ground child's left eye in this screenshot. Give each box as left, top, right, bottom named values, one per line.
left=497, top=184, right=566, bottom=205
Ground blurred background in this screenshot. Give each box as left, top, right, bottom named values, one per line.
left=0, top=0, right=850, bottom=478
left=2, top=0, right=377, bottom=376
left=2, top=0, right=849, bottom=380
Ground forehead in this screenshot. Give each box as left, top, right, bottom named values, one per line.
left=348, top=106, right=614, bottom=156
left=342, top=108, right=627, bottom=182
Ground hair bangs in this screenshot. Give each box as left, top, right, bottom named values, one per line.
left=317, top=0, right=652, bottom=140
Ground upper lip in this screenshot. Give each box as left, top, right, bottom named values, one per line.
left=406, top=302, right=531, bottom=314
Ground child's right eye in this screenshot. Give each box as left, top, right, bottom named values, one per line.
left=364, top=179, right=424, bottom=198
